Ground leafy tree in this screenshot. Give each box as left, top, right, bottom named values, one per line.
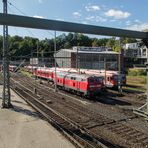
left=0, top=34, right=138, bottom=61
left=92, top=39, right=98, bottom=47
left=106, top=37, right=116, bottom=48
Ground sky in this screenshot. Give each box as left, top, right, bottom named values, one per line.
left=0, top=0, right=148, bottom=39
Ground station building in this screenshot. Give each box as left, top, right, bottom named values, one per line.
left=55, top=46, right=120, bottom=70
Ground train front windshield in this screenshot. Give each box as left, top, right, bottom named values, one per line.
left=113, top=75, right=126, bottom=84
left=89, top=77, right=103, bottom=84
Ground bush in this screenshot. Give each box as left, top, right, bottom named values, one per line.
left=128, top=68, right=146, bottom=76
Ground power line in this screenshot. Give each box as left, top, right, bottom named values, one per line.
left=7, top=1, right=61, bottom=39
left=8, top=5, right=19, bottom=35
left=7, top=1, right=35, bottom=37
left=8, top=1, right=26, bottom=15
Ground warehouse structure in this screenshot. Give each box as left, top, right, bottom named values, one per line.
left=55, top=46, right=120, bottom=70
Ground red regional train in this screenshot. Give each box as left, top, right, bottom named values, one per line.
left=56, top=71, right=104, bottom=96
left=32, top=67, right=104, bottom=97
left=25, top=66, right=126, bottom=89
left=50, top=67, right=126, bottom=88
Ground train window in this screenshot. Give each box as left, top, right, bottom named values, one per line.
left=89, top=79, right=94, bottom=83
left=110, top=77, right=113, bottom=80
left=96, top=77, right=103, bottom=82
left=113, top=75, right=118, bottom=80
left=71, top=77, right=76, bottom=80
left=81, top=79, right=86, bottom=81
left=107, top=77, right=110, bottom=81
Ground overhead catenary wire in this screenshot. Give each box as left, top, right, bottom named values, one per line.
left=7, top=1, right=35, bottom=37
left=8, top=1, right=26, bottom=15
left=7, top=0, right=40, bottom=63
left=7, top=1, right=58, bottom=93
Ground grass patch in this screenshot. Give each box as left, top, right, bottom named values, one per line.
left=124, top=76, right=146, bottom=92
left=127, top=76, right=146, bottom=85
left=128, top=68, right=146, bottom=76
left=20, top=69, right=33, bottom=78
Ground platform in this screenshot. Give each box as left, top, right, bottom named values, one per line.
left=0, top=85, right=75, bottom=148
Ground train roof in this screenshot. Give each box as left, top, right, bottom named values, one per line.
left=54, top=67, right=123, bottom=76
left=56, top=71, right=103, bottom=79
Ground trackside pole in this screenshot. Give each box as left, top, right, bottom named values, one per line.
left=54, top=31, right=57, bottom=92
left=118, top=39, right=122, bottom=95
left=2, top=0, right=12, bottom=108
left=104, top=57, right=107, bottom=86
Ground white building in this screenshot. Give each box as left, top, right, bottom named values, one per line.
left=124, top=42, right=147, bottom=58
left=124, top=42, right=147, bottom=66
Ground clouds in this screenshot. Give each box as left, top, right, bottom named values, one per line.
left=85, top=16, right=107, bottom=23
left=73, top=12, right=81, bottom=18
left=85, top=5, right=100, bottom=12
left=55, top=18, right=64, bottom=21
left=85, top=16, right=95, bottom=21
left=72, top=2, right=132, bottom=25
left=105, top=9, right=130, bottom=19
left=127, top=23, right=148, bottom=31
left=125, top=19, right=148, bottom=31
left=33, top=15, right=45, bottom=19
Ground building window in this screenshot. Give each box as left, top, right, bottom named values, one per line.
left=143, top=49, right=146, bottom=56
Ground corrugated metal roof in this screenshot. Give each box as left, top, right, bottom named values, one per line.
left=59, top=49, right=119, bottom=54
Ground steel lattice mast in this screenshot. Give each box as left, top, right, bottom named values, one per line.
left=2, top=0, right=11, bottom=108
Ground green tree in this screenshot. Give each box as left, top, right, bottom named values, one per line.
left=106, top=37, right=116, bottom=48
left=92, top=39, right=98, bottom=47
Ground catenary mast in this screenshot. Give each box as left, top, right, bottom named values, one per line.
left=2, top=0, right=11, bottom=108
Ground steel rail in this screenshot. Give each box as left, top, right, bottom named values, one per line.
left=11, top=78, right=110, bottom=148
left=11, top=74, right=148, bottom=147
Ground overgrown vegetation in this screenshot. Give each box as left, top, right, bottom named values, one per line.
left=128, top=68, right=146, bottom=76
left=124, top=68, right=147, bottom=92
left=20, top=68, right=32, bottom=78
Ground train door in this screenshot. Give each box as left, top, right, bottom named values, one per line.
left=77, top=78, right=80, bottom=91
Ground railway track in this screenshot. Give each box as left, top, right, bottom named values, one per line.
left=105, top=89, right=145, bottom=106
left=11, top=76, right=114, bottom=148
left=11, top=73, right=148, bottom=147
left=33, top=75, right=145, bottom=108
left=11, top=74, right=135, bottom=123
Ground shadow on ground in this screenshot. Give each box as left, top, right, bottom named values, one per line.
left=96, top=97, right=131, bottom=106
left=10, top=104, right=45, bottom=120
